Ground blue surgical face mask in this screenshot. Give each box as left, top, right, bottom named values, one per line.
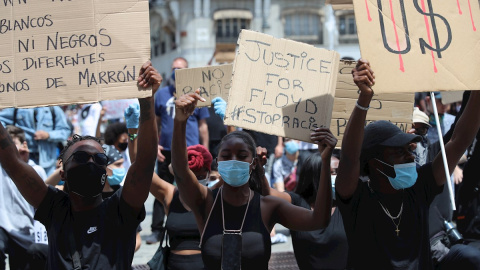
left=285, top=141, right=299, bottom=155
left=375, top=159, right=417, bottom=190
left=217, top=160, right=253, bottom=187
left=107, top=167, right=126, bottom=186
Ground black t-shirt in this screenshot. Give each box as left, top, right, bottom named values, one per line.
left=337, top=163, right=443, bottom=269
left=35, top=186, right=145, bottom=269
left=288, top=192, right=348, bottom=270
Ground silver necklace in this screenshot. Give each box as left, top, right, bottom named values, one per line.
left=221, top=187, right=252, bottom=234
left=378, top=200, right=403, bottom=236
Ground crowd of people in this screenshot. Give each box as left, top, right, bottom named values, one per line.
left=0, top=57, right=480, bottom=270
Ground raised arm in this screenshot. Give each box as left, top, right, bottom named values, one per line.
left=266, top=127, right=335, bottom=231
left=0, top=123, right=47, bottom=208
left=171, top=90, right=209, bottom=218
left=121, top=61, right=161, bottom=214
left=335, top=60, right=375, bottom=200
left=432, top=91, right=480, bottom=186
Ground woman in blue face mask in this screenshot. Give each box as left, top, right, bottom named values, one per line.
left=171, top=90, right=335, bottom=270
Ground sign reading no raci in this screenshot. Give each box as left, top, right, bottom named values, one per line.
left=354, top=0, right=480, bottom=93
left=224, top=30, right=340, bottom=142
left=0, top=0, right=151, bottom=109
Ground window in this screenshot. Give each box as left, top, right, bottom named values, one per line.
left=216, top=18, right=250, bottom=43
left=283, top=13, right=322, bottom=44
left=338, top=14, right=358, bottom=44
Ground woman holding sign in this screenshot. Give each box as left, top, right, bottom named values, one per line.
left=171, top=89, right=335, bottom=269
left=335, top=59, right=480, bottom=269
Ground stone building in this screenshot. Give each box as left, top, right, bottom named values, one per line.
left=149, top=0, right=360, bottom=79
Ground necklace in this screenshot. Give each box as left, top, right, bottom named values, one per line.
left=221, top=187, right=252, bottom=234
left=378, top=200, right=403, bottom=236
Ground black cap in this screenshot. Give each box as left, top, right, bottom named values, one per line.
left=362, top=120, right=421, bottom=151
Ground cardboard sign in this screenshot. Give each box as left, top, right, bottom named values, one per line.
left=331, top=61, right=414, bottom=146
left=327, top=0, right=354, bottom=10
left=354, top=0, right=480, bottom=93
left=224, top=30, right=340, bottom=142
left=174, top=64, right=233, bottom=107
left=440, top=91, right=464, bottom=104
left=0, top=0, right=151, bottom=109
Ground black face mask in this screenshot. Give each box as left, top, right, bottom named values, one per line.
left=66, top=163, right=106, bottom=198
left=117, top=142, right=128, bottom=152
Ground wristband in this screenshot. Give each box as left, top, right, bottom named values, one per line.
left=128, top=133, right=138, bottom=141
left=355, top=101, right=369, bottom=111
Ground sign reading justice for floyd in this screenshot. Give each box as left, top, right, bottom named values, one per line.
left=224, top=30, right=340, bottom=142
left=354, top=0, right=480, bottom=93
left=0, top=0, right=151, bottom=109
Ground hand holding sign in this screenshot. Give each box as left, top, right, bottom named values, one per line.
left=310, top=127, right=338, bottom=160
left=138, top=61, right=162, bottom=95
left=352, top=59, right=375, bottom=96
left=174, top=89, right=206, bottom=122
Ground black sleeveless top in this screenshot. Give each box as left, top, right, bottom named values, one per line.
left=165, top=190, right=201, bottom=251
left=201, top=189, right=271, bottom=269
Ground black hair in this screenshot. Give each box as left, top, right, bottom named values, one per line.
left=6, top=125, right=26, bottom=144
left=217, top=131, right=263, bottom=194
left=294, top=152, right=323, bottom=205
left=58, top=134, right=102, bottom=166
left=104, top=122, right=127, bottom=145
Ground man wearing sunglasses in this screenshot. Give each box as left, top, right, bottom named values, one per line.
left=0, top=61, right=161, bottom=269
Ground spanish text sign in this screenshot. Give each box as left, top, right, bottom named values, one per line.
left=354, top=0, right=480, bottom=93
left=174, top=64, right=232, bottom=107
left=224, top=30, right=340, bottom=142
left=0, top=0, right=151, bottom=109
left=331, top=61, right=414, bottom=147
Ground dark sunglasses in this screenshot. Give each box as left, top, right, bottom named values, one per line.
left=64, top=151, right=109, bottom=166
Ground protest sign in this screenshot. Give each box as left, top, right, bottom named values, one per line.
left=224, top=30, right=340, bottom=142
left=174, top=64, right=233, bottom=107
left=331, top=61, right=414, bottom=146
left=326, top=0, right=354, bottom=10
left=440, top=91, right=464, bottom=104
left=0, top=0, right=151, bottom=109
left=353, top=0, right=480, bottom=93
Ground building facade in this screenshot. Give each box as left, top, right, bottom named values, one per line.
left=149, top=0, right=360, bottom=79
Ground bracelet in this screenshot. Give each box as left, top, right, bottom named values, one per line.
left=355, top=101, right=369, bottom=111
left=128, top=133, right=138, bottom=141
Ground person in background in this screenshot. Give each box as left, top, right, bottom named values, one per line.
left=0, top=106, right=71, bottom=176
left=266, top=147, right=348, bottom=270
left=335, top=59, right=480, bottom=269
left=171, top=90, right=334, bottom=269
left=410, top=107, right=432, bottom=167
left=76, top=103, right=103, bottom=137
left=149, top=57, right=210, bottom=245
left=0, top=61, right=161, bottom=269
left=425, top=92, right=455, bottom=144
left=272, top=139, right=299, bottom=192
left=104, top=122, right=131, bottom=172
left=0, top=126, right=47, bottom=270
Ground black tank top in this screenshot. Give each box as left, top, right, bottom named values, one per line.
left=165, top=190, right=201, bottom=251
left=201, top=189, right=271, bottom=269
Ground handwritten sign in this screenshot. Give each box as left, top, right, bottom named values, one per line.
left=331, top=61, right=414, bottom=146
left=0, top=0, right=151, bottom=109
left=224, top=30, right=340, bottom=142
left=354, top=0, right=480, bottom=93
left=174, top=64, right=232, bottom=107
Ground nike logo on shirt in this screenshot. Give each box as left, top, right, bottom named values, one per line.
left=87, top=227, right=97, bottom=234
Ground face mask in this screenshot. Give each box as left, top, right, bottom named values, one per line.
left=207, top=179, right=219, bottom=188
left=171, top=69, right=177, bottom=81
left=117, top=143, right=128, bottom=152
left=285, top=141, right=299, bottom=154
left=375, top=159, right=418, bottom=190
left=331, top=175, right=337, bottom=200
left=217, top=160, right=252, bottom=187
left=107, top=167, right=126, bottom=186
left=66, top=163, right=106, bottom=197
